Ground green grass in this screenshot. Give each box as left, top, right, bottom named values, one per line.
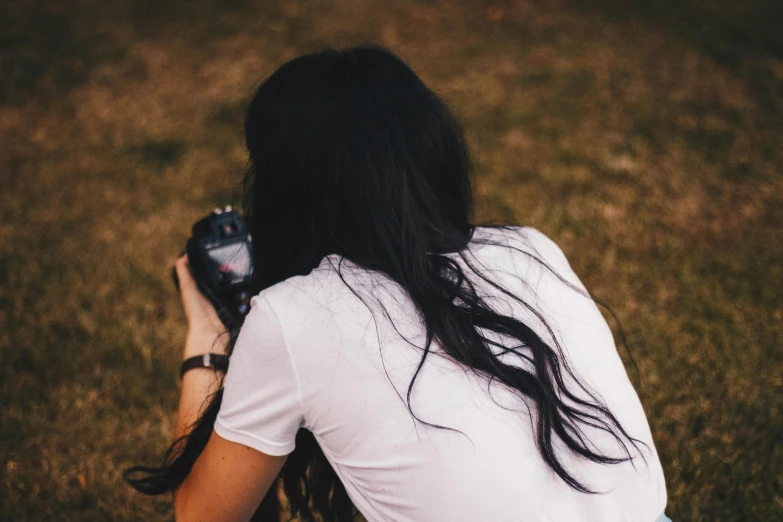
left=1, top=0, right=781, bottom=520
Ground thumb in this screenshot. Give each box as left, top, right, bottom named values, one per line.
left=174, top=255, right=198, bottom=293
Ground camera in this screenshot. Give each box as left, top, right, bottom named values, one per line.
left=174, top=206, right=254, bottom=330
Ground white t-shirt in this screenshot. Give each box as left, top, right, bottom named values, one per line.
left=215, top=227, right=668, bottom=522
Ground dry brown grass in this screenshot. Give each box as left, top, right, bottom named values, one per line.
left=1, top=0, right=781, bottom=520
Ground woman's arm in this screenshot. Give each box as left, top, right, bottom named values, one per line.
left=173, top=427, right=286, bottom=521
left=171, top=256, right=286, bottom=522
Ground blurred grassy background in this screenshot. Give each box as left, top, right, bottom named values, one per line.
left=1, top=0, right=781, bottom=520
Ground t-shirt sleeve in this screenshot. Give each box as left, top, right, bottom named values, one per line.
left=214, top=293, right=304, bottom=456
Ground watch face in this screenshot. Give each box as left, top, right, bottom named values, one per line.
left=206, top=242, right=252, bottom=285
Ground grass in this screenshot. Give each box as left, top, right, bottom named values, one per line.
left=1, top=0, right=781, bottom=520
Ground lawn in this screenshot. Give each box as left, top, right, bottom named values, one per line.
left=1, top=0, right=781, bottom=520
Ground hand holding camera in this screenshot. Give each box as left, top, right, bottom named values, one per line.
left=174, top=255, right=228, bottom=358
left=173, top=207, right=255, bottom=375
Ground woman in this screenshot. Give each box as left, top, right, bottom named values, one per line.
left=127, top=46, right=669, bottom=521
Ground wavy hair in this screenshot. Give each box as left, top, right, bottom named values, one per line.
left=126, top=45, right=644, bottom=521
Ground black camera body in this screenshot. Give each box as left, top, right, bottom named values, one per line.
left=178, top=206, right=254, bottom=329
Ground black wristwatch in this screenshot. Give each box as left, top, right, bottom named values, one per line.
left=180, top=353, right=229, bottom=379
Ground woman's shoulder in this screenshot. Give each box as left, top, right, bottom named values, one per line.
left=251, top=255, right=370, bottom=319
left=470, top=225, right=573, bottom=271
left=254, top=227, right=578, bottom=323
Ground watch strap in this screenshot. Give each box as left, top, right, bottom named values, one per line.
left=180, top=353, right=229, bottom=379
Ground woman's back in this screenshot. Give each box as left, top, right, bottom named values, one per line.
left=216, top=226, right=667, bottom=521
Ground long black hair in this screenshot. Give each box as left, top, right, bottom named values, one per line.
left=126, top=45, right=644, bottom=521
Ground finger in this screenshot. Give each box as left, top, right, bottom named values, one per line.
left=174, top=255, right=198, bottom=293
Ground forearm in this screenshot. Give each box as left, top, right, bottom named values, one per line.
left=174, top=329, right=228, bottom=441
left=175, top=369, right=222, bottom=441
